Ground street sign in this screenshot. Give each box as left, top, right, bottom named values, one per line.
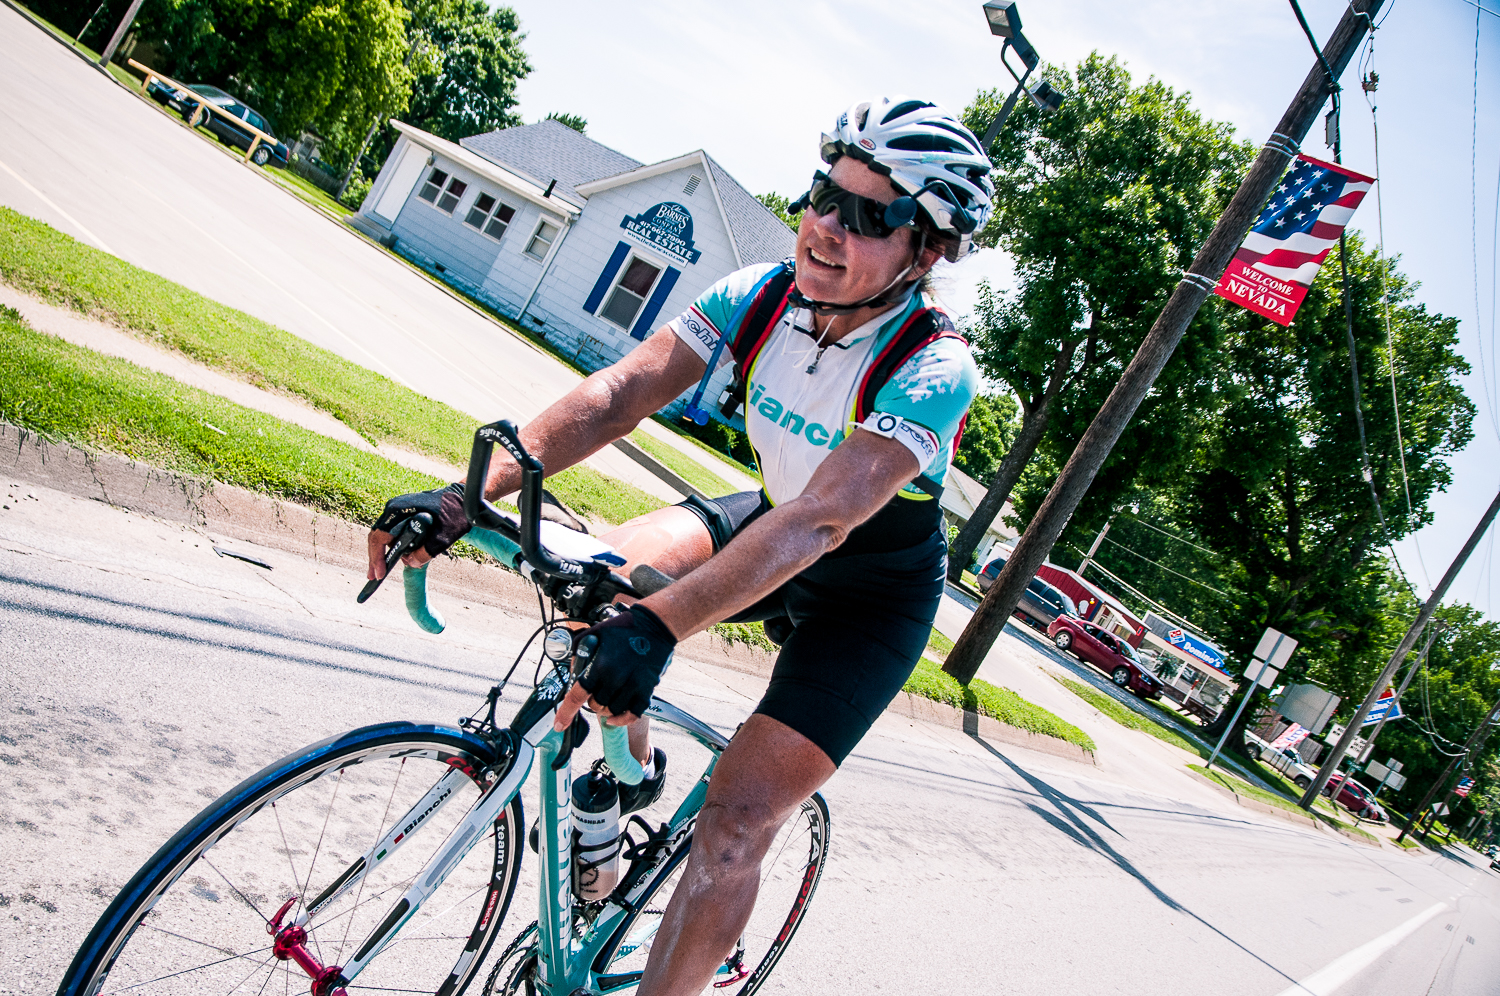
left=1253, top=627, right=1300, bottom=670
left=1362, top=688, right=1405, bottom=726
left=1433, top=802, right=1449, bottom=817
left=1244, top=657, right=1281, bottom=689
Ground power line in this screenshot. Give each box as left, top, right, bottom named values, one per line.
left=1121, top=514, right=1218, bottom=556
left=1100, top=535, right=1235, bottom=598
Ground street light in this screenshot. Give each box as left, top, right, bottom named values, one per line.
left=979, top=1, right=1064, bottom=147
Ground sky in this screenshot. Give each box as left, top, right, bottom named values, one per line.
left=502, top=0, right=1500, bottom=618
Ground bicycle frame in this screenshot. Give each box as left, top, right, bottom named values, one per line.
left=318, top=675, right=729, bottom=995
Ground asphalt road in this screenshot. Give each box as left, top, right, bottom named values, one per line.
left=4, top=483, right=1499, bottom=995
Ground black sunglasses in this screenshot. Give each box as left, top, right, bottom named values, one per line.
left=790, top=171, right=920, bottom=239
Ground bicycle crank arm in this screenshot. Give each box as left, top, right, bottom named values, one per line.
left=297, top=765, right=475, bottom=925
left=338, top=741, right=535, bottom=985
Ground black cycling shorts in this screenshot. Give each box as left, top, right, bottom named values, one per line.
left=675, top=490, right=947, bottom=766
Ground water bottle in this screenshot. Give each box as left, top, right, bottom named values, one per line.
left=571, top=767, right=621, bottom=900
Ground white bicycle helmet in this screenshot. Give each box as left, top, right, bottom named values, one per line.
left=821, top=96, right=995, bottom=261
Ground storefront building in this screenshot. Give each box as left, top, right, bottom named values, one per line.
left=352, top=119, right=796, bottom=422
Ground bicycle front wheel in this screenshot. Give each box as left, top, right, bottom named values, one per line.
left=58, top=722, right=524, bottom=996
left=597, top=792, right=830, bottom=995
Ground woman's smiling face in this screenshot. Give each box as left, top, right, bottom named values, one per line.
left=794, top=157, right=934, bottom=309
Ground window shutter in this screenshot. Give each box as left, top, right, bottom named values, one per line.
left=584, top=242, right=632, bottom=314
left=630, top=266, right=681, bottom=340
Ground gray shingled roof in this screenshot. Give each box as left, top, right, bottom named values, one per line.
left=460, top=121, right=796, bottom=266
left=460, top=119, right=641, bottom=205
left=704, top=154, right=797, bottom=267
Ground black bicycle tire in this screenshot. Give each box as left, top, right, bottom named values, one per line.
left=56, top=721, right=524, bottom=996
left=595, top=792, right=830, bottom=996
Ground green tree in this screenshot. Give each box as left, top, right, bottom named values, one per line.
left=947, top=53, right=1253, bottom=581
left=132, top=0, right=416, bottom=143
left=339, top=0, right=530, bottom=177
left=756, top=192, right=800, bottom=233
left=544, top=112, right=587, bottom=134
left=954, top=391, right=1021, bottom=484
left=1174, top=237, right=1474, bottom=752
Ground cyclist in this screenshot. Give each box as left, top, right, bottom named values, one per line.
left=369, top=95, right=992, bottom=995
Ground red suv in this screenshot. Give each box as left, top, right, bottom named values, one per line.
left=1324, top=774, right=1387, bottom=822
left=1048, top=616, right=1163, bottom=699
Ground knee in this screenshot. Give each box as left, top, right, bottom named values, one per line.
left=693, top=795, right=783, bottom=875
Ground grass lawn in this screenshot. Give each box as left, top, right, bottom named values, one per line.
left=0, top=305, right=438, bottom=521
left=926, top=628, right=954, bottom=659
left=268, top=169, right=349, bottom=218
left=652, top=418, right=761, bottom=482
left=905, top=658, right=1095, bottom=752
left=1054, top=674, right=1204, bottom=757
left=0, top=208, right=663, bottom=527
left=1189, top=764, right=1378, bottom=842
left=629, top=429, right=736, bottom=497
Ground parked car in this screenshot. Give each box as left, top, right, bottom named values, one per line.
left=1325, top=773, right=1387, bottom=822
left=148, top=81, right=288, bottom=167
left=1047, top=615, right=1162, bottom=699
left=1244, top=732, right=1318, bottom=788
left=975, top=555, right=1079, bottom=630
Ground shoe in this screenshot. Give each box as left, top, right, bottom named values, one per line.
left=616, top=748, right=667, bottom=815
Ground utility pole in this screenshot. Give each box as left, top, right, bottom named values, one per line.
left=97, top=0, right=147, bottom=69
left=1076, top=516, right=1113, bottom=579
left=1358, top=622, right=1442, bottom=763
left=1301, top=491, right=1500, bottom=808
left=1396, top=692, right=1500, bottom=844
left=945, top=0, right=1385, bottom=684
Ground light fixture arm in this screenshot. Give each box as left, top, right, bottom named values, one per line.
left=980, top=39, right=1036, bottom=147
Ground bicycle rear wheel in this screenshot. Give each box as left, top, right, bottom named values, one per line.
left=58, top=722, right=523, bottom=996
left=596, top=793, right=830, bottom=995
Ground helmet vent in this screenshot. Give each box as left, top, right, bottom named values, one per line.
left=887, top=134, right=972, bottom=154
left=881, top=99, right=935, bottom=124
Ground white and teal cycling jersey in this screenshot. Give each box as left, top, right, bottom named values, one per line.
left=668, top=263, right=980, bottom=506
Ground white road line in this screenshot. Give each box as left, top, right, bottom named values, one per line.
left=1274, top=902, right=1446, bottom=996
left=0, top=154, right=116, bottom=255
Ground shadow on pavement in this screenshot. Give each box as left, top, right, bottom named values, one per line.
left=968, top=729, right=1305, bottom=987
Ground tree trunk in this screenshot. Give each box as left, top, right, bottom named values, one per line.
left=948, top=400, right=1051, bottom=580
left=947, top=339, right=1080, bottom=581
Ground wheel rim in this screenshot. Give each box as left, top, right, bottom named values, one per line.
left=80, top=736, right=517, bottom=996
left=601, top=796, right=828, bottom=995
left=1113, top=669, right=1128, bottom=686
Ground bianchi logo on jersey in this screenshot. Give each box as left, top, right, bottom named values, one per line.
left=674, top=309, right=720, bottom=355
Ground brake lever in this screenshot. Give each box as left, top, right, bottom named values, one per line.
left=357, top=512, right=433, bottom=603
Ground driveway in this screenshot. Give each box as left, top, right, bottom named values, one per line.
left=0, top=9, right=716, bottom=503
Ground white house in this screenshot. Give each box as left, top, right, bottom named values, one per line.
left=352, top=119, right=795, bottom=423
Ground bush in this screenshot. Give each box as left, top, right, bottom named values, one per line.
left=340, top=174, right=373, bottom=210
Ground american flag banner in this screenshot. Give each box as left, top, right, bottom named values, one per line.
left=1213, top=154, right=1375, bottom=326
left=1455, top=776, right=1475, bottom=798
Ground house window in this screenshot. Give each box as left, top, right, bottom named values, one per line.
left=525, top=219, right=560, bottom=260
left=464, top=192, right=515, bottom=240
left=418, top=168, right=467, bottom=214
left=598, top=255, right=662, bottom=329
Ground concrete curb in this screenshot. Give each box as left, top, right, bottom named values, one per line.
left=1188, top=769, right=1385, bottom=847
left=0, top=421, right=1096, bottom=762
left=887, top=690, right=1097, bottom=765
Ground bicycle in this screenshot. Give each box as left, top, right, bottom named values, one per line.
left=58, top=420, right=831, bottom=996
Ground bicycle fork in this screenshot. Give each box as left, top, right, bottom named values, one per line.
left=271, top=740, right=537, bottom=993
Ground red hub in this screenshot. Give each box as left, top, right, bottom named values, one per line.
left=268, top=897, right=348, bottom=996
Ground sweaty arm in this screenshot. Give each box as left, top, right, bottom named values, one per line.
left=366, top=328, right=705, bottom=578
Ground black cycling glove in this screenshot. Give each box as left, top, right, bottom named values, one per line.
left=372, top=483, right=470, bottom=558
left=573, top=605, right=676, bottom=718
